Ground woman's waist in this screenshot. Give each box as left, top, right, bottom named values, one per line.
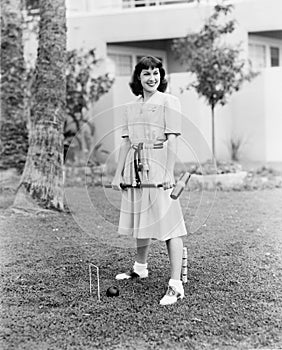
left=130, top=140, right=165, bottom=150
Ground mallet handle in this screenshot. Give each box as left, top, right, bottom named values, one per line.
left=181, top=247, right=188, bottom=284
left=104, top=183, right=163, bottom=189
left=104, top=171, right=191, bottom=199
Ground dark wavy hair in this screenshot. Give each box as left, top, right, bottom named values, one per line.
left=129, top=56, right=167, bottom=96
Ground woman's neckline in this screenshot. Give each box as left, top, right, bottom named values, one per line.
left=140, top=90, right=160, bottom=104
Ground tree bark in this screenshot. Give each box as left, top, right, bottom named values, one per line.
left=0, top=0, right=29, bottom=173
left=211, top=105, right=216, bottom=160
left=14, top=0, right=66, bottom=211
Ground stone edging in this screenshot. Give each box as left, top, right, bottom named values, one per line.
left=189, top=171, right=248, bottom=190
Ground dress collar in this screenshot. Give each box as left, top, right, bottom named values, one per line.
left=138, top=90, right=160, bottom=104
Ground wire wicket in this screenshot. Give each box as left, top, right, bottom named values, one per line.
left=89, top=263, right=101, bottom=302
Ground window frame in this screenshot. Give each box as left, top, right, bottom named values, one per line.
left=270, top=46, right=280, bottom=67
left=248, top=35, right=282, bottom=69
left=107, top=45, right=168, bottom=76
left=107, top=52, right=133, bottom=76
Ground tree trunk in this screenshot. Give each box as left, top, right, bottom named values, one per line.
left=14, top=0, right=66, bottom=211
left=0, top=0, right=28, bottom=173
left=211, top=105, right=216, bottom=160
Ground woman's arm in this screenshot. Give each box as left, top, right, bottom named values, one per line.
left=163, top=134, right=178, bottom=190
left=111, top=137, right=131, bottom=190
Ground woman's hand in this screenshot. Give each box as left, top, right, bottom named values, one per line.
left=162, top=170, right=175, bottom=190
left=111, top=173, right=124, bottom=191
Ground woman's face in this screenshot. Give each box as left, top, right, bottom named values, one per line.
left=139, top=67, right=160, bottom=94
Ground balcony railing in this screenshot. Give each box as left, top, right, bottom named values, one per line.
left=122, top=0, right=198, bottom=8
left=66, top=0, right=203, bottom=14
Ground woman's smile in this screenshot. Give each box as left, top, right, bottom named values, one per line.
left=140, top=67, right=160, bottom=94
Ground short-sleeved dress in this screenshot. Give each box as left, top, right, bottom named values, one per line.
left=118, top=91, right=187, bottom=241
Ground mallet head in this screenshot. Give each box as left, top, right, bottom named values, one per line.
left=170, top=172, right=191, bottom=200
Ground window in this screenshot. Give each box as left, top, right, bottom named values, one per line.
left=248, top=43, right=266, bottom=69
left=108, top=53, right=133, bottom=76
left=136, top=55, right=163, bottom=63
left=107, top=46, right=167, bottom=76
left=270, top=47, right=280, bottom=67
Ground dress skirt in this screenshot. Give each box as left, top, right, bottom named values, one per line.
left=118, top=146, right=187, bottom=241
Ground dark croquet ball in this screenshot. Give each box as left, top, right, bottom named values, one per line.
left=106, top=286, right=119, bottom=297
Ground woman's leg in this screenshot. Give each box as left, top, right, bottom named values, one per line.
left=116, top=238, right=151, bottom=280
left=166, top=237, right=183, bottom=280
left=159, top=237, right=184, bottom=305
left=136, top=238, right=151, bottom=264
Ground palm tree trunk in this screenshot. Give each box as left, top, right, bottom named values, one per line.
left=14, top=0, right=66, bottom=211
left=0, top=0, right=28, bottom=173
left=211, top=104, right=216, bottom=160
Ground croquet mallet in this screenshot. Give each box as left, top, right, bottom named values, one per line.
left=104, top=171, right=191, bottom=200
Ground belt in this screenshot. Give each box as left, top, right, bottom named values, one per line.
left=131, top=142, right=163, bottom=150
left=132, top=142, right=163, bottom=187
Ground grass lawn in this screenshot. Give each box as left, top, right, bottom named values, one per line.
left=0, top=186, right=282, bottom=350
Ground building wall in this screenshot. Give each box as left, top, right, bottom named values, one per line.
left=265, top=68, right=282, bottom=161
left=92, top=67, right=282, bottom=163
left=89, top=76, right=134, bottom=163
left=88, top=89, right=115, bottom=156
left=66, top=15, right=107, bottom=56
left=165, top=70, right=282, bottom=163
left=57, top=0, right=281, bottom=165
left=229, top=74, right=266, bottom=161
left=169, top=73, right=214, bottom=162
left=99, top=73, right=226, bottom=163
left=66, top=0, right=282, bottom=47
left=67, top=5, right=209, bottom=46
left=168, top=72, right=234, bottom=162
left=226, top=68, right=282, bottom=162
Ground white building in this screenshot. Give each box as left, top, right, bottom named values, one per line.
left=65, top=0, right=282, bottom=163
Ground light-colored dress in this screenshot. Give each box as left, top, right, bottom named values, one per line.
left=118, top=91, right=187, bottom=241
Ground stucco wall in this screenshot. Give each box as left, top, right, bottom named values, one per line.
left=229, top=75, right=266, bottom=161
left=228, top=68, right=282, bottom=163
left=64, top=0, right=282, bottom=164
left=67, top=0, right=282, bottom=47
left=91, top=67, right=282, bottom=163
left=265, top=68, right=282, bottom=161
left=89, top=89, right=115, bottom=156
left=169, top=73, right=214, bottom=162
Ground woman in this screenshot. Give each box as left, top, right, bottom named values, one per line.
left=111, top=56, right=187, bottom=305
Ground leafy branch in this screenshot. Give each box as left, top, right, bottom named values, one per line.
left=172, top=3, right=258, bottom=159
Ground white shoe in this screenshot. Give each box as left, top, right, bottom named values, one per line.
left=159, top=285, right=184, bottom=306
left=115, top=269, right=149, bottom=280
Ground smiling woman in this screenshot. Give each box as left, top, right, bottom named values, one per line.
left=129, top=56, right=167, bottom=97
left=110, top=56, right=188, bottom=306
left=139, top=67, right=161, bottom=98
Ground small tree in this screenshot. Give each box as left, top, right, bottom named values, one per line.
left=65, top=49, right=114, bottom=163
left=172, top=3, right=256, bottom=159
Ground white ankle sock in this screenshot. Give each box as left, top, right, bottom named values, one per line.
left=169, top=279, right=183, bottom=291
left=134, top=261, right=148, bottom=274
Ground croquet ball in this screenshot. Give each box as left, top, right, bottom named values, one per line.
left=106, top=286, right=119, bottom=297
